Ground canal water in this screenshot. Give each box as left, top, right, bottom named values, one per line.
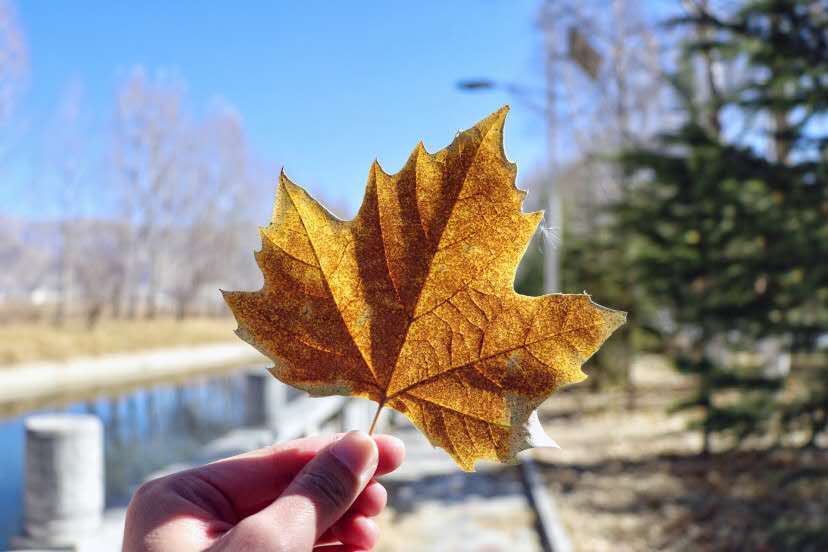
left=0, top=370, right=250, bottom=548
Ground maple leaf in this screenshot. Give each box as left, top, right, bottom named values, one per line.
left=223, top=107, right=625, bottom=471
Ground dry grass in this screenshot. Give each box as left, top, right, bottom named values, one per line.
left=0, top=317, right=238, bottom=366
left=535, top=356, right=828, bottom=552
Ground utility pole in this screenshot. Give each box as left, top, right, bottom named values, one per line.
left=541, top=0, right=561, bottom=294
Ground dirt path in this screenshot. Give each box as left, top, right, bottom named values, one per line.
left=533, top=356, right=828, bottom=552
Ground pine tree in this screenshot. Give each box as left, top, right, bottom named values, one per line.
left=616, top=0, right=828, bottom=453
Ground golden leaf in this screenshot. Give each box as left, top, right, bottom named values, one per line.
left=223, top=107, right=625, bottom=471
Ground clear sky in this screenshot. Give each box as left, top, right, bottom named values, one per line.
left=3, top=0, right=554, bottom=220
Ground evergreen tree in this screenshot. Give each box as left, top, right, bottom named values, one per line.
left=616, top=0, right=828, bottom=453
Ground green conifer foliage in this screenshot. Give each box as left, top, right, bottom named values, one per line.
left=617, top=0, right=828, bottom=452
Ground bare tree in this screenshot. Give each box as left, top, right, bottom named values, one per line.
left=163, top=103, right=261, bottom=319
left=70, top=219, right=127, bottom=328
left=521, top=0, right=679, bottom=219
left=0, top=1, right=30, bottom=322
left=557, top=0, right=674, bottom=160
left=0, top=216, right=50, bottom=321
left=0, top=0, right=26, bottom=130
left=110, top=68, right=189, bottom=319
left=109, top=71, right=269, bottom=320
left=0, top=0, right=27, bottom=201
left=47, top=80, right=86, bottom=325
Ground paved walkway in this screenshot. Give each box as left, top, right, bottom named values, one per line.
left=375, top=426, right=544, bottom=552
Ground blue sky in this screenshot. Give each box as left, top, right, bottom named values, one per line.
left=3, top=0, right=554, bottom=219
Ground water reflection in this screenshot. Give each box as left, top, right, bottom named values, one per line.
left=0, top=369, right=250, bottom=547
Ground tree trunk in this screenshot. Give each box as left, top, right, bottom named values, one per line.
left=175, top=299, right=188, bottom=321
left=85, top=303, right=103, bottom=330
left=702, top=426, right=712, bottom=456
left=145, top=263, right=157, bottom=320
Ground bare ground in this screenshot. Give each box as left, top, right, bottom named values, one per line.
left=534, top=356, right=828, bottom=552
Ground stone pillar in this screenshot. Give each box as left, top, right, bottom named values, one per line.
left=16, top=414, right=104, bottom=548
left=245, top=371, right=287, bottom=432
left=303, top=420, right=321, bottom=436
left=343, top=398, right=376, bottom=433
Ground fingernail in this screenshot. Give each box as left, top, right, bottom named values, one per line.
left=330, top=430, right=378, bottom=480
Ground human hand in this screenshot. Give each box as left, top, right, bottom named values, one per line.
left=123, top=431, right=405, bottom=552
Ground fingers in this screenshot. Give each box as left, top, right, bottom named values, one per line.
left=316, top=481, right=387, bottom=546
left=327, top=481, right=385, bottom=549
left=189, top=432, right=404, bottom=519
left=331, top=514, right=378, bottom=550
left=239, top=431, right=379, bottom=551
left=319, top=479, right=387, bottom=539
left=351, top=481, right=387, bottom=517
left=373, top=435, right=405, bottom=476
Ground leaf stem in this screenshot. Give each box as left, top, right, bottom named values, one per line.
left=368, top=401, right=384, bottom=435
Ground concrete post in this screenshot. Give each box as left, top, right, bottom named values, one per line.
left=16, top=414, right=104, bottom=547
left=343, top=399, right=375, bottom=433
left=303, top=419, right=320, bottom=436
left=245, top=371, right=287, bottom=432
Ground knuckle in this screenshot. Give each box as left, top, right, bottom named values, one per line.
left=130, top=477, right=167, bottom=506
left=295, top=467, right=354, bottom=511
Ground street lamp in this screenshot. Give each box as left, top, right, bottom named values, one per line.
left=456, top=79, right=497, bottom=91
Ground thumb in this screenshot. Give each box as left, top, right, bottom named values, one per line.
left=236, top=431, right=378, bottom=551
